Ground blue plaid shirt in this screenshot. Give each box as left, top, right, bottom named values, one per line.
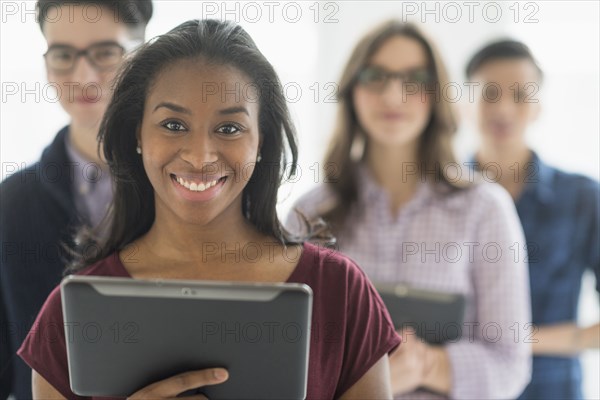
left=474, top=152, right=599, bottom=399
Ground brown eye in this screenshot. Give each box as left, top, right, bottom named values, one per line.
left=162, top=120, right=186, bottom=132
left=515, top=90, right=527, bottom=102
left=407, top=70, right=431, bottom=85
left=357, top=67, right=387, bottom=84
left=484, top=85, right=500, bottom=102
left=46, top=48, right=75, bottom=70
left=53, top=50, right=72, bottom=61
left=216, top=124, right=242, bottom=135
left=90, top=45, right=123, bottom=66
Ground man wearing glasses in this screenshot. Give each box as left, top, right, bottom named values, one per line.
left=0, top=1, right=153, bottom=398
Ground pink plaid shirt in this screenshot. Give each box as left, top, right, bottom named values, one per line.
left=286, top=165, right=532, bottom=399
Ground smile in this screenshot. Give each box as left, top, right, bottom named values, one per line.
left=171, top=174, right=227, bottom=192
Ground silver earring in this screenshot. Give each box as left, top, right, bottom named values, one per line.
left=136, top=146, right=142, bottom=154
left=256, top=153, right=262, bottom=162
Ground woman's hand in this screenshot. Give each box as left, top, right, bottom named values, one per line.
left=389, top=328, right=452, bottom=396
left=126, top=368, right=229, bottom=400
left=389, top=328, right=427, bottom=395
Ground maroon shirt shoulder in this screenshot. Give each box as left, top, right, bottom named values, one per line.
left=17, top=254, right=127, bottom=400
left=290, top=242, right=401, bottom=398
left=18, top=245, right=400, bottom=399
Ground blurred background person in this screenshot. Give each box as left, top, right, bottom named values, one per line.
left=465, top=39, right=600, bottom=400
left=0, top=1, right=153, bottom=398
left=286, top=20, right=532, bottom=399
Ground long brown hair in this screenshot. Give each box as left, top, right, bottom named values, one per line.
left=322, top=20, right=465, bottom=230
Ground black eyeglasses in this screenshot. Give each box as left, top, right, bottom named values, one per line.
left=44, top=42, right=126, bottom=73
left=356, top=66, right=434, bottom=93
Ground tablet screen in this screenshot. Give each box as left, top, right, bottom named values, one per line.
left=61, top=276, right=312, bottom=399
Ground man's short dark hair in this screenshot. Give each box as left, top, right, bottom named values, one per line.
left=465, top=39, right=543, bottom=80
left=37, top=0, right=153, bottom=39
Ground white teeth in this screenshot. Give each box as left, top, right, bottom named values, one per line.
left=175, top=176, right=221, bottom=192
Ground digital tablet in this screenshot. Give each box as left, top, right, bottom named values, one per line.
left=374, top=283, right=465, bottom=345
left=60, top=275, right=313, bottom=399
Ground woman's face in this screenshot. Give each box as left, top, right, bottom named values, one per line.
left=352, top=35, right=432, bottom=149
left=138, top=60, right=261, bottom=228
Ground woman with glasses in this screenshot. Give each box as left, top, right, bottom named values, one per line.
left=0, top=1, right=152, bottom=398
left=286, top=20, right=532, bottom=399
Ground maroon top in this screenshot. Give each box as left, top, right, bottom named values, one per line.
left=18, top=242, right=400, bottom=399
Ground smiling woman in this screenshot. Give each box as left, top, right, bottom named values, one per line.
left=139, top=61, right=262, bottom=228
left=87, top=20, right=299, bottom=255
left=16, top=19, right=401, bottom=400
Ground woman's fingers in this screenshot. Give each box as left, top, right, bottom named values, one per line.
left=127, top=368, right=229, bottom=399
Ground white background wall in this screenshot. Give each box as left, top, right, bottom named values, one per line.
left=1, top=1, right=598, bottom=397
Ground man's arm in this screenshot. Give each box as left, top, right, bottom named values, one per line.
left=532, top=322, right=599, bottom=355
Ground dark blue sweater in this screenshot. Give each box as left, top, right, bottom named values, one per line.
left=1, top=127, right=81, bottom=399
